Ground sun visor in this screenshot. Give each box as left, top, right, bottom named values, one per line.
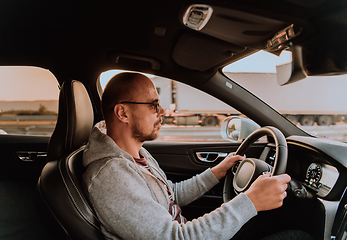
left=172, top=33, right=246, bottom=71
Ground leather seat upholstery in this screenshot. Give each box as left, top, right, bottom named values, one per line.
left=35, top=80, right=105, bottom=240
left=47, top=80, right=94, bottom=161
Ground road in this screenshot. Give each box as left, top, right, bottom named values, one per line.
left=157, top=124, right=347, bottom=142
left=299, top=124, right=347, bottom=142
left=1, top=117, right=347, bottom=143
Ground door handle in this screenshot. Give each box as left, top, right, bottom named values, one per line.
left=196, top=152, right=228, bottom=163
left=16, top=151, right=47, bottom=162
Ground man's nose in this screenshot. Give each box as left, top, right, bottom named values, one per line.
left=157, top=104, right=165, bottom=116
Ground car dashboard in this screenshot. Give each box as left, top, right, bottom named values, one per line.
left=258, top=135, right=347, bottom=240
left=259, top=135, right=346, bottom=200
left=304, top=162, right=339, bottom=198
left=285, top=136, right=346, bottom=201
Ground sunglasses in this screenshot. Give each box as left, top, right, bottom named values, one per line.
left=120, top=100, right=160, bottom=113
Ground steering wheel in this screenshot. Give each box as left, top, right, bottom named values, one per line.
left=223, top=126, right=288, bottom=202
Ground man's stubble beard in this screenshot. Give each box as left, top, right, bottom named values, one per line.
left=131, top=115, right=162, bottom=143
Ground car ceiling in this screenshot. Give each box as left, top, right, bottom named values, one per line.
left=0, top=0, right=347, bottom=87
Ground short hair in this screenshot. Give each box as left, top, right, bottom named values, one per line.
left=101, top=72, right=143, bottom=122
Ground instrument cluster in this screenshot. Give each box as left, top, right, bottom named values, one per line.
left=304, top=162, right=339, bottom=197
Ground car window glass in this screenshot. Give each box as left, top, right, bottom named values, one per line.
left=223, top=51, right=347, bottom=142
left=0, top=66, right=59, bottom=136
left=99, top=70, right=235, bottom=142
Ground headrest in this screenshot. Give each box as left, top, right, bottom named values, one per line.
left=47, top=80, right=94, bottom=161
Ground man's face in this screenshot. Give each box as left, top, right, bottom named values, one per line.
left=128, top=78, right=165, bottom=143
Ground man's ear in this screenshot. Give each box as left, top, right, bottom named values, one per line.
left=113, top=104, right=129, bottom=123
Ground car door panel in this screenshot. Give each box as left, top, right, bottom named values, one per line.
left=0, top=135, right=50, bottom=179
left=145, top=142, right=266, bottom=174
left=0, top=134, right=52, bottom=240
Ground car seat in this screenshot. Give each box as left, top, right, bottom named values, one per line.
left=35, top=80, right=105, bottom=240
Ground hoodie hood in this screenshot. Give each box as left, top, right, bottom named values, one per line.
left=82, top=121, right=135, bottom=167
left=82, top=121, right=160, bottom=172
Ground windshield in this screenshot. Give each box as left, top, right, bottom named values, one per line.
left=223, top=51, right=347, bottom=142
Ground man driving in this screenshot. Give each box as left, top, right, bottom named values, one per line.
left=82, top=72, right=310, bottom=239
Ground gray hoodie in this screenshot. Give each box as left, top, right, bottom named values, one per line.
left=82, top=122, right=257, bottom=240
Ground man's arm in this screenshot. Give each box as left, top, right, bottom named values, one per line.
left=85, top=157, right=258, bottom=240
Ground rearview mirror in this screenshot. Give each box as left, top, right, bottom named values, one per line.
left=221, top=116, right=260, bottom=142
left=276, top=45, right=307, bottom=86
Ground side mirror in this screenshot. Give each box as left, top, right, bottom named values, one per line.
left=220, top=116, right=260, bottom=142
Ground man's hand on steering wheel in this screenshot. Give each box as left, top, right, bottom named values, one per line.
left=245, top=173, right=291, bottom=212
left=211, top=153, right=245, bottom=180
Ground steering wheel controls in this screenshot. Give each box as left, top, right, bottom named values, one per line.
left=289, top=179, right=314, bottom=200
left=294, top=188, right=307, bottom=199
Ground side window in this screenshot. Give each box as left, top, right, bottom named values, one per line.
left=0, top=66, right=59, bottom=136
left=99, top=70, right=236, bottom=142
